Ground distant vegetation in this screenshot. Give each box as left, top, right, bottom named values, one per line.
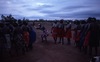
left=0, top=14, right=100, bottom=24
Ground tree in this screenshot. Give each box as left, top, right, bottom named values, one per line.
left=39, top=19, right=44, bottom=22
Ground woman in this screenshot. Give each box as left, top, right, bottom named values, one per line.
left=83, top=22, right=91, bottom=54
left=65, top=23, right=72, bottom=45
left=75, top=24, right=81, bottom=47
left=51, top=21, right=58, bottom=44
left=13, top=23, right=26, bottom=55
left=29, top=25, right=36, bottom=50
left=89, top=21, right=100, bottom=56
left=58, top=20, right=65, bottom=45
left=22, top=22, right=30, bottom=51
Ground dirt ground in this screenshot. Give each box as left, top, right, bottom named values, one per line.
left=1, top=22, right=100, bottom=62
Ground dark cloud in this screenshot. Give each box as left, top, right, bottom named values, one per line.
left=27, top=7, right=42, bottom=11
left=26, top=4, right=53, bottom=11
left=22, top=5, right=31, bottom=7
left=0, top=0, right=100, bottom=20
left=47, top=13, right=69, bottom=18
left=39, top=10, right=58, bottom=14
left=72, top=10, right=100, bottom=18
left=62, top=5, right=90, bottom=11
left=27, top=16, right=49, bottom=20
left=28, top=15, right=42, bottom=18
left=47, top=10, right=100, bottom=19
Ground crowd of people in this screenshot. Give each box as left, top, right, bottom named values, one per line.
left=31, top=17, right=100, bottom=57
left=0, top=15, right=36, bottom=59
left=0, top=15, right=100, bottom=61
left=51, top=18, right=100, bottom=56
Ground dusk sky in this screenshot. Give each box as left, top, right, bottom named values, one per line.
left=0, top=0, right=100, bottom=20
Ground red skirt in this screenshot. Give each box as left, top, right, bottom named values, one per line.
left=51, top=27, right=58, bottom=37
left=83, top=31, right=90, bottom=47
left=57, top=28, right=65, bottom=37
left=75, top=31, right=80, bottom=42
left=23, top=32, right=29, bottom=47
left=65, top=29, right=72, bottom=38
left=72, top=29, right=77, bottom=40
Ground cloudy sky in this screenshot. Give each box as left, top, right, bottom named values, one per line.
left=0, top=0, right=100, bottom=20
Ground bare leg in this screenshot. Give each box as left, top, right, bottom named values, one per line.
left=67, top=38, right=71, bottom=45
left=58, top=37, right=61, bottom=44
left=61, top=37, right=64, bottom=45
left=44, top=37, right=47, bottom=43
left=54, top=37, right=57, bottom=44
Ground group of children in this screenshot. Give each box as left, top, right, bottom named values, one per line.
left=0, top=21, right=36, bottom=58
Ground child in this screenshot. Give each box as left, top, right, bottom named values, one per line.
left=41, top=27, right=49, bottom=42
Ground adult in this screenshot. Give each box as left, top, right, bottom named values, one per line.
left=65, top=22, right=72, bottom=45
left=58, top=20, right=65, bottom=45
left=89, top=19, right=100, bottom=56
left=51, top=21, right=58, bottom=44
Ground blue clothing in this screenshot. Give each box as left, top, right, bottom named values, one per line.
left=29, top=30, right=36, bottom=44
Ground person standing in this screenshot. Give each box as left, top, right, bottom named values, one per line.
left=2, top=22, right=12, bottom=56
left=65, top=22, right=72, bottom=45
left=0, top=23, right=5, bottom=59
left=58, top=20, right=65, bottom=45
left=22, top=22, right=30, bottom=51
left=28, top=25, right=36, bottom=50
left=89, top=19, right=100, bottom=56
left=13, top=23, right=25, bottom=55
left=83, top=21, right=91, bottom=54
left=41, top=26, right=49, bottom=42
left=74, top=22, right=81, bottom=47
left=51, top=21, right=58, bottom=44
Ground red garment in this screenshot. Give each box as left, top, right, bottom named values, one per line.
left=73, top=29, right=77, bottom=40
left=65, top=28, right=72, bottom=38
left=51, top=27, right=58, bottom=37
left=75, top=31, right=80, bottom=42
left=83, top=31, right=90, bottom=47
left=23, top=32, right=29, bottom=47
left=57, top=28, right=65, bottom=37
